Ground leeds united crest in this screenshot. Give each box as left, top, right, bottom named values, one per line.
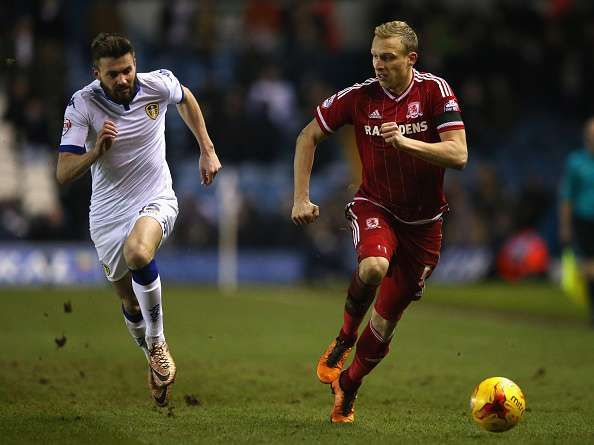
left=145, top=102, right=159, bottom=120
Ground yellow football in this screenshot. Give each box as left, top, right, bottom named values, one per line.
left=470, top=376, right=526, bottom=432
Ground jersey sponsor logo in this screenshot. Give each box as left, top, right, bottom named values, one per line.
left=406, top=101, right=423, bottom=119
left=364, top=121, right=428, bottom=137
left=322, top=94, right=336, bottom=109
left=62, top=118, right=72, bottom=135
left=145, top=102, right=160, bottom=120
left=366, top=217, right=380, bottom=229
left=369, top=109, right=382, bottom=119
left=444, top=98, right=460, bottom=112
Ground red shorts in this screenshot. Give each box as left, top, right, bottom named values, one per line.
left=345, top=198, right=443, bottom=321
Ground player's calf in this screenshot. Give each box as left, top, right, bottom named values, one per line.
left=340, top=271, right=378, bottom=342
left=341, top=315, right=393, bottom=391
left=369, top=308, right=397, bottom=342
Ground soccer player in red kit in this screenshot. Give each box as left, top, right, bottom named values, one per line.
left=292, top=20, right=467, bottom=423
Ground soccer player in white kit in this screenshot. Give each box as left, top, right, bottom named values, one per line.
left=56, top=33, right=221, bottom=407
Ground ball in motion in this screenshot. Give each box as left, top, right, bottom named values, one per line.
left=470, top=376, right=526, bottom=432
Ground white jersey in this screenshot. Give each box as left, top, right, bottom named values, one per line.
left=59, top=69, right=183, bottom=228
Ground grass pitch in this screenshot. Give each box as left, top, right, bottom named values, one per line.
left=1, top=282, right=593, bottom=444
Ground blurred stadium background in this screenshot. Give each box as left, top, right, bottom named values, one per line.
left=2, top=0, right=593, bottom=287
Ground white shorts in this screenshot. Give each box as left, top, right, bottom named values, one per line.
left=90, top=196, right=178, bottom=282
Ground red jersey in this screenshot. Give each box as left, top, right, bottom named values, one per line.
left=315, top=69, right=464, bottom=223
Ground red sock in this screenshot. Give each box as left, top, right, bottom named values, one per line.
left=340, top=272, right=377, bottom=342
left=342, top=321, right=391, bottom=392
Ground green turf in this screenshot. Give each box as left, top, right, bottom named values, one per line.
left=1, top=282, right=593, bottom=444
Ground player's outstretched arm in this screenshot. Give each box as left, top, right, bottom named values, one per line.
left=291, top=119, right=326, bottom=225
left=176, top=86, right=221, bottom=186
left=380, top=124, right=468, bottom=170
left=56, top=120, right=117, bottom=184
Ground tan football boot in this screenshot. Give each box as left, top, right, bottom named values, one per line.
left=317, top=337, right=354, bottom=384
left=148, top=367, right=172, bottom=407
left=330, top=376, right=357, bottom=423
left=149, top=341, right=176, bottom=387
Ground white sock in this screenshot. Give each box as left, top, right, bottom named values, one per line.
left=122, top=312, right=149, bottom=360
left=131, top=275, right=165, bottom=346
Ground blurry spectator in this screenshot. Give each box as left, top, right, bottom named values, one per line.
left=173, top=195, right=217, bottom=247
left=559, top=117, right=594, bottom=326
left=297, top=74, right=343, bottom=169
left=0, top=204, right=29, bottom=240
left=36, top=0, right=66, bottom=43
left=242, top=0, right=283, bottom=54
left=211, top=87, right=253, bottom=165
left=301, top=188, right=353, bottom=281
left=284, top=0, right=342, bottom=77
left=246, top=64, right=299, bottom=136
left=86, top=0, right=124, bottom=43
left=470, top=162, right=513, bottom=250
left=243, top=64, right=297, bottom=162
left=443, top=176, right=486, bottom=246
left=4, top=78, right=30, bottom=131
left=514, top=177, right=553, bottom=231
left=161, top=0, right=199, bottom=49
left=13, top=15, right=34, bottom=69
left=22, top=96, right=50, bottom=154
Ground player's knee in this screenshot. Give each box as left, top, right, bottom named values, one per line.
left=370, top=308, right=397, bottom=342
left=123, top=239, right=153, bottom=269
left=359, top=257, right=390, bottom=286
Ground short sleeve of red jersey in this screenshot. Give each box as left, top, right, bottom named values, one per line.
left=424, top=74, right=465, bottom=133
left=314, top=85, right=357, bottom=134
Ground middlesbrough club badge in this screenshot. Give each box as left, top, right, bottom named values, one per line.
left=406, top=101, right=423, bottom=119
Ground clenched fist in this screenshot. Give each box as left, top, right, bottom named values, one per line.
left=291, top=199, right=320, bottom=225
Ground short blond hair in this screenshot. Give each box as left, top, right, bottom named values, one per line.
left=374, top=21, right=418, bottom=53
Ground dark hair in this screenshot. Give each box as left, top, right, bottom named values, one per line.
left=91, top=33, right=134, bottom=67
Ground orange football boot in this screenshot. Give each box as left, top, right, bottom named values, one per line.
left=330, top=376, right=357, bottom=423
left=317, top=337, right=354, bottom=384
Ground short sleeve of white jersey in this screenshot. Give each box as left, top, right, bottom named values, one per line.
left=60, top=93, right=90, bottom=154
left=152, top=69, right=184, bottom=105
